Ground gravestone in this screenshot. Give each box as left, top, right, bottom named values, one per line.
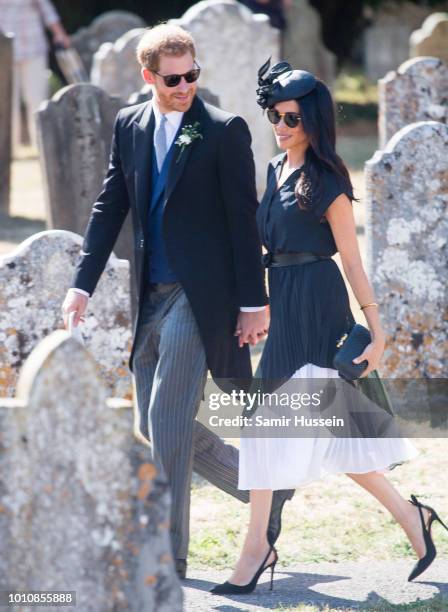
left=36, top=84, right=122, bottom=235
left=0, top=32, right=13, bottom=216
left=378, top=56, right=448, bottom=148
left=0, top=331, right=182, bottom=611
left=127, top=83, right=220, bottom=107
left=363, top=2, right=438, bottom=81
left=365, top=121, right=448, bottom=378
left=91, top=28, right=146, bottom=100
left=283, top=0, right=336, bottom=88
left=0, top=230, right=132, bottom=400
left=410, top=12, right=448, bottom=64
left=36, top=83, right=137, bottom=319
left=170, top=0, right=280, bottom=195
left=72, top=10, right=146, bottom=75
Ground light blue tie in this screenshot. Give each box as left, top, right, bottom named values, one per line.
left=155, top=114, right=168, bottom=172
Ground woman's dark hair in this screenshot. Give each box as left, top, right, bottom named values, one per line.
left=281, top=79, right=359, bottom=213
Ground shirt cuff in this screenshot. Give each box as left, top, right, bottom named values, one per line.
left=69, top=287, right=90, bottom=298
left=240, top=306, right=265, bottom=312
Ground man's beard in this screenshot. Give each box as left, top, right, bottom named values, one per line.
left=160, top=88, right=195, bottom=112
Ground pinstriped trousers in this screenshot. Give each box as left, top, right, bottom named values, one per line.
left=132, top=282, right=249, bottom=560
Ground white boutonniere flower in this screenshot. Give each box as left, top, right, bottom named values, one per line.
left=175, top=122, right=203, bottom=162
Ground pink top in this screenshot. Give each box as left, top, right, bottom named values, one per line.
left=0, top=0, right=59, bottom=61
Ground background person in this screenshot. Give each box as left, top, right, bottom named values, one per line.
left=0, top=0, right=70, bottom=152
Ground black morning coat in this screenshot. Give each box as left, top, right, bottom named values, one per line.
left=72, top=95, right=268, bottom=386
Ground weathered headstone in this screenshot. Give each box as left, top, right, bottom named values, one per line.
left=36, top=84, right=122, bottom=235
left=283, top=0, right=336, bottom=88
left=0, top=32, right=13, bottom=216
left=36, top=83, right=137, bottom=320
left=410, top=12, right=448, bottom=64
left=170, top=0, right=280, bottom=195
left=91, top=28, right=146, bottom=100
left=0, top=230, right=132, bottom=400
left=37, top=83, right=122, bottom=234
left=127, top=82, right=220, bottom=108
left=378, top=56, right=448, bottom=148
left=0, top=331, right=182, bottom=611
left=363, top=2, right=438, bottom=81
left=365, top=121, right=448, bottom=378
left=72, top=10, right=146, bottom=75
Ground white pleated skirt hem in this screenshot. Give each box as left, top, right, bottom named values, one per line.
left=237, top=363, right=419, bottom=491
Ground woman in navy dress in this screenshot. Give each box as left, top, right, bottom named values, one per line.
left=211, top=62, right=447, bottom=595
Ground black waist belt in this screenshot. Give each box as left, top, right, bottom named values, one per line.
left=262, top=252, right=332, bottom=268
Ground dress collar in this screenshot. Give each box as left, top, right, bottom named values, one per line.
left=274, top=153, right=304, bottom=185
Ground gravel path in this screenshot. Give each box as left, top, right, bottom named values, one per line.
left=182, top=559, right=448, bottom=611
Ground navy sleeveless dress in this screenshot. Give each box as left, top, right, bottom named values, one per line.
left=237, top=153, right=418, bottom=490
left=256, top=153, right=357, bottom=379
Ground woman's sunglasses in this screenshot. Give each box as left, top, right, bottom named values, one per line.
left=267, top=109, right=302, bottom=128
left=153, top=61, right=201, bottom=88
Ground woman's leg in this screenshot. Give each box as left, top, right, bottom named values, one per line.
left=346, top=471, right=430, bottom=558
left=21, top=55, right=48, bottom=149
left=12, top=61, right=24, bottom=153
left=226, top=489, right=276, bottom=585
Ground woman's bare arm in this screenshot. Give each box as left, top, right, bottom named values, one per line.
left=325, top=194, right=385, bottom=375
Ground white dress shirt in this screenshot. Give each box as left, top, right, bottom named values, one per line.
left=70, top=98, right=264, bottom=312
left=152, top=98, right=183, bottom=151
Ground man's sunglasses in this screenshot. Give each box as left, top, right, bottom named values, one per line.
left=153, top=61, right=201, bottom=88
left=267, top=109, right=302, bottom=128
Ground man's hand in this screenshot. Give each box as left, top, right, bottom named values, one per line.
left=50, top=22, right=71, bottom=49
left=234, top=309, right=269, bottom=348
left=61, top=289, right=88, bottom=329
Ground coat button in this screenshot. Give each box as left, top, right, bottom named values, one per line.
left=139, top=238, right=144, bottom=248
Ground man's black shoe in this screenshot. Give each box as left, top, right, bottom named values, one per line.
left=267, top=489, right=294, bottom=545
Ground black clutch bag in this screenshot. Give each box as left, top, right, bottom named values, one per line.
left=333, top=323, right=371, bottom=380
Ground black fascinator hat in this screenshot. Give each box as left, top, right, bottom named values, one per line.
left=256, top=58, right=317, bottom=109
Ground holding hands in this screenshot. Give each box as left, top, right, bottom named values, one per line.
left=234, top=307, right=270, bottom=347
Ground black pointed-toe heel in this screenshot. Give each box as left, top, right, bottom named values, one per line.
left=407, top=494, right=448, bottom=582
left=210, top=545, right=278, bottom=595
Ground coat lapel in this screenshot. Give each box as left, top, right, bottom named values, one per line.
left=133, top=100, right=155, bottom=226
left=164, top=95, right=203, bottom=203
